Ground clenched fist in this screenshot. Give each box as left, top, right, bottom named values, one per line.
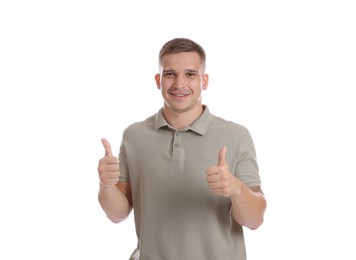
left=98, top=138, right=120, bottom=187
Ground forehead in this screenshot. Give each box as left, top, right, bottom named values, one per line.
left=160, top=52, right=202, bottom=71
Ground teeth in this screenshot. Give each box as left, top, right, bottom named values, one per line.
left=172, top=93, right=189, bottom=96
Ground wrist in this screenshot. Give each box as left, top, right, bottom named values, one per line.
left=230, top=177, right=243, bottom=197
left=99, top=183, right=117, bottom=190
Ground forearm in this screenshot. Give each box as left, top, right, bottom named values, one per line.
left=98, top=184, right=132, bottom=223
left=231, top=182, right=266, bottom=230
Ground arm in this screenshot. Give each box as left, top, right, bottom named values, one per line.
left=230, top=184, right=266, bottom=230
left=98, top=139, right=133, bottom=223
left=98, top=182, right=132, bottom=223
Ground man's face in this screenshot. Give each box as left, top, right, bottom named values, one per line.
left=155, top=52, right=208, bottom=114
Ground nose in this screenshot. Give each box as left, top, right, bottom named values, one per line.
left=174, top=74, right=187, bottom=88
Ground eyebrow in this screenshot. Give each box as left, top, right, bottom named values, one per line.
left=162, top=69, right=200, bottom=74
left=162, top=69, right=175, bottom=73
left=185, top=69, right=200, bottom=74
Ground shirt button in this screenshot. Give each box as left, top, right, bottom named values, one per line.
left=175, top=132, right=180, bottom=136
left=174, top=142, right=180, bottom=147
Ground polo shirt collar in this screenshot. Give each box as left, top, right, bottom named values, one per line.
left=155, top=105, right=213, bottom=136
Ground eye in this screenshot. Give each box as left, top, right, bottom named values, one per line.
left=163, top=72, right=175, bottom=77
left=186, top=72, right=197, bottom=78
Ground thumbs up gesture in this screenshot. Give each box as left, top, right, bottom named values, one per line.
left=97, top=138, right=120, bottom=187
left=206, top=146, right=238, bottom=197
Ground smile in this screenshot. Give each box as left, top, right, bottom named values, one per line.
left=170, top=92, right=191, bottom=97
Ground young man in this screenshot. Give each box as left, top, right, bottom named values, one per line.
left=98, top=38, right=266, bottom=260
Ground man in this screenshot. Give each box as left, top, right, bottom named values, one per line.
left=98, top=38, right=266, bottom=260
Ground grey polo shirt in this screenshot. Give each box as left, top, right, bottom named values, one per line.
left=119, top=105, right=261, bottom=260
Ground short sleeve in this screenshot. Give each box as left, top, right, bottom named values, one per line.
left=119, top=131, right=130, bottom=183
left=234, top=128, right=261, bottom=187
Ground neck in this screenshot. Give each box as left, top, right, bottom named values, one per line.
left=163, top=105, right=204, bottom=130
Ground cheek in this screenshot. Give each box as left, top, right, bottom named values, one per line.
left=160, top=79, right=172, bottom=91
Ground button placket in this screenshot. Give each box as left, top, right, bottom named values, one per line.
left=172, top=131, right=182, bottom=157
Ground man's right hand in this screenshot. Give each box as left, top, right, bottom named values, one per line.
left=98, top=138, right=120, bottom=187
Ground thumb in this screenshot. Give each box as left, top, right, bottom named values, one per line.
left=101, top=138, right=113, bottom=157
left=217, top=146, right=227, bottom=166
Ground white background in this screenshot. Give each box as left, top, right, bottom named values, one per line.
left=1, top=1, right=355, bottom=259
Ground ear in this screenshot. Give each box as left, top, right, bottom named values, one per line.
left=202, top=74, right=209, bottom=90
left=155, top=73, right=161, bottom=89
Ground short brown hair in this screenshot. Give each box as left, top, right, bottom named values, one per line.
left=158, top=38, right=206, bottom=72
